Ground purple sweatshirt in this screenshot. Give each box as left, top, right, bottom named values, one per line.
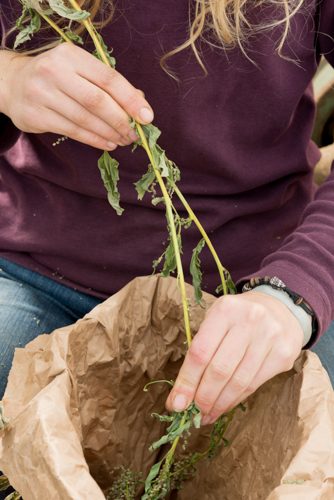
left=0, top=0, right=333, bottom=340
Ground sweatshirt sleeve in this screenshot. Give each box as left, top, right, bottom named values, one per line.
left=238, top=1, right=334, bottom=343
left=237, top=166, right=334, bottom=343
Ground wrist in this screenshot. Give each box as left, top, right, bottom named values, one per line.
left=242, top=276, right=317, bottom=348
left=252, top=285, right=312, bottom=347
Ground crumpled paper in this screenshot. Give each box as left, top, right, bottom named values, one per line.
left=0, top=275, right=333, bottom=499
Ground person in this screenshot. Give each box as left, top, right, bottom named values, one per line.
left=0, top=0, right=333, bottom=428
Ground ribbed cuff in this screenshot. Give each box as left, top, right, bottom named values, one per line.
left=237, top=260, right=331, bottom=346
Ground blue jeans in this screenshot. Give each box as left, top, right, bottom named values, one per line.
left=0, top=258, right=102, bottom=398
left=0, top=257, right=333, bottom=393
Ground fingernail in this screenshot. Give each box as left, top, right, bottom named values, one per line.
left=128, top=130, right=139, bottom=142
left=172, top=394, right=188, bottom=412
left=139, top=107, right=154, bottom=123
left=107, top=141, right=116, bottom=150
left=201, top=415, right=212, bottom=426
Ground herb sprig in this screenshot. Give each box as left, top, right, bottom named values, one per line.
left=11, top=2, right=240, bottom=498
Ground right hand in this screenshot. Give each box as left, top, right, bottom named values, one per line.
left=2, top=43, right=154, bottom=150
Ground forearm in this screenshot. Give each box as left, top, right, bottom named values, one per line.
left=239, top=166, right=334, bottom=341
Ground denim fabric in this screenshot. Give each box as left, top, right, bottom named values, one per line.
left=0, top=257, right=102, bottom=398
left=0, top=256, right=333, bottom=395
left=311, top=321, right=334, bottom=386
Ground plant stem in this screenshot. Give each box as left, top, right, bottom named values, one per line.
left=39, top=12, right=72, bottom=42
left=65, top=0, right=193, bottom=348
left=172, top=185, right=228, bottom=295
left=67, top=0, right=111, bottom=65
left=136, top=126, right=192, bottom=348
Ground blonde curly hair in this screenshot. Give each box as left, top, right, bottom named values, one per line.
left=8, top=0, right=305, bottom=72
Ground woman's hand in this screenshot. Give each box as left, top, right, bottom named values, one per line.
left=1, top=44, right=153, bottom=150
left=166, top=291, right=304, bottom=425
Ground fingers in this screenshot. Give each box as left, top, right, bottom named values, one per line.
left=165, top=292, right=303, bottom=427
left=13, top=44, right=152, bottom=141
left=46, top=89, right=131, bottom=147
left=71, top=44, right=154, bottom=124
left=55, top=74, right=138, bottom=144
left=202, top=332, right=273, bottom=424
left=166, top=305, right=231, bottom=412
left=194, top=326, right=250, bottom=417
left=42, top=108, right=118, bottom=151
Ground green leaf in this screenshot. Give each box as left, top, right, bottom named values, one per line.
left=141, top=124, right=161, bottom=150
left=63, top=30, right=83, bottom=44
left=93, top=32, right=116, bottom=68
left=48, top=0, right=90, bottom=21
left=134, top=168, right=156, bottom=200
left=5, top=493, right=21, bottom=500
left=14, top=9, right=41, bottom=49
left=143, top=459, right=163, bottom=495
left=193, top=410, right=202, bottom=429
left=161, top=234, right=182, bottom=277
left=151, top=413, right=175, bottom=423
left=98, top=151, right=123, bottom=215
left=190, top=239, right=205, bottom=304
left=22, top=0, right=44, bottom=10
left=151, top=196, right=164, bottom=206
left=215, top=270, right=237, bottom=295
left=0, top=476, right=10, bottom=492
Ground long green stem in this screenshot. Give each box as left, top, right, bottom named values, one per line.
left=136, top=126, right=192, bottom=347
left=68, top=0, right=111, bottom=65
left=39, top=12, right=72, bottom=42
left=66, top=0, right=192, bottom=348
left=172, top=185, right=228, bottom=295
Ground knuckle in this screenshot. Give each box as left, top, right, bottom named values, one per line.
left=65, top=123, right=79, bottom=138
left=113, top=118, right=128, bottom=135
left=231, top=372, right=250, bottom=392
left=123, top=89, right=143, bottom=108
left=34, top=57, right=52, bottom=77
left=209, top=361, right=233, bottom=380
left=194, top=394, right=213, bottom=411
left=75, top=108, right=91, bottom=128
left=276, top=344, right=295, bottom=368
left=247, top=303, right=266, bottom=323
left=84, top=89, right=105, bottom=109
left=188, top=340, right=210, bottom=366
left=215, top=294, right=238, bottom=314
left=98, top=66, right=117, bottom=88
left=266, top=320, right=282, bottom=340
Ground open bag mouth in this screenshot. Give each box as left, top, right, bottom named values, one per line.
left=0, top=275, right=334, bottom=500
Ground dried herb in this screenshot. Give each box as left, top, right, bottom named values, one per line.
left=98, top=151, right=123, bottom=216
left=105, top=467, right=143, bottom=500
left=11, top=3, right=241, bottom=498
left=0, top=474, right=22, bottom=500
left=190, top=239, right=205, bottom=304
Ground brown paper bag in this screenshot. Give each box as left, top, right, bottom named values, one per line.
left=0, top=276, right=333, bottom=499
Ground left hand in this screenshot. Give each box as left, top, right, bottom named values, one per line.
left=165, top=291, right=304, bottom=425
